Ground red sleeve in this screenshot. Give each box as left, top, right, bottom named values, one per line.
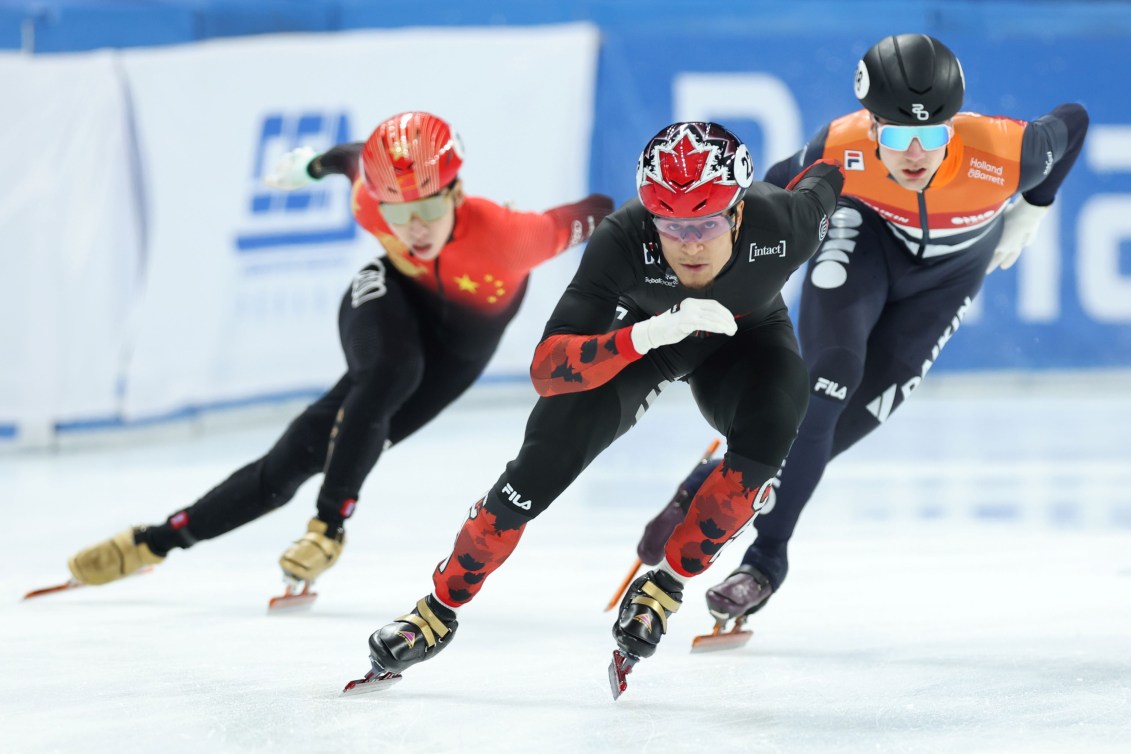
left=493, top=194, right=615, bottom=273
left=530, top=327, right=643, bottom=397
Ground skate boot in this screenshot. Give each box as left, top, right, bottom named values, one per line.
left=705, top=563, right=774, bottom=623
left=690, top=564, right=772, bottom=652
left=278, top=518, right=345, bottom=582
left=613, top=569, right=683, bottom=659
left=268, top=518, right=345, bottom=611
left=67, top=527, right=164, bottom=586
left=368, top=595, right=459, bottom=674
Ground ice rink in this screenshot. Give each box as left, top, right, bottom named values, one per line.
left=2, top=377, right=1129, bottom=753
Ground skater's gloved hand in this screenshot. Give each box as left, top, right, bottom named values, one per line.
left=630, top=298, right=737, bottom=355
left=265, top=146, right=318, bottom=190
left=986, top=197, right=1050, bottom=273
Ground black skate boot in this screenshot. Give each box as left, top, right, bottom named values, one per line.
left=341, top=596, right=460, bottom=695
left=705, top=563, right=774, bottom=623
left=608, top=569, right=683, bottom=699
left=690, top=564, right=772, bottom=653
left=613, top=569, right=683, bottom=659
left=368, top=595, right=459, bottom=674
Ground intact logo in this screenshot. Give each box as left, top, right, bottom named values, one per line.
left=844, top=150, right=865, bottom=171
left=749, top=240, right=787, bottom=261
left=501, top=482, right=533, bottom=510
left=814, top=377, right=847, bottom=400
left=235, top=111, right=357, bottom=253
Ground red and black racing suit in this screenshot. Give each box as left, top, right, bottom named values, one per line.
left=141, top=143, right=613, bottom=554
left=428, top=161, right=844, bottom=607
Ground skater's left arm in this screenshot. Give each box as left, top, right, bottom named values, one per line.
left=783, top=158, right=845, bottom=267
left=265, top=142, right=364, bottom=189
left=489, top=194, right=616, bottom=274
left=987, top=103, right=1090, bottom=273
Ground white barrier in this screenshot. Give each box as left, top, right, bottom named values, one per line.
left=0, top=25, right=599, bottom=446
left=0, top=51, right=142, bottom=446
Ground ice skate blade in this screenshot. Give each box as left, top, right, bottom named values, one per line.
left=341, top=670, right=403, bottom=696
left=608, top=649, right=639, bottom=701
left=690, top=628, right=753, bottom=653
left=23, top=580, right=82, bottom=600
left=267, top=577, right=318, bottom=613
left=267, top=592, right=318, bottom=612
left=23, top=566, right=154, bottom=601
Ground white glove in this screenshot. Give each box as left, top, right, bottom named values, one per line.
left=986, top=197, right=1051, bottom=273
left=630, top=298, right=738, bottom=354
left=264, top=146, right=317, bottom=190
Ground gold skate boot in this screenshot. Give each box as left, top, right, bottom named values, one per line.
left=279, top=518, right=345, bottom=582
left=269, top=518, right=345, bottom=612
left=67, top=527, right=164, bottom=586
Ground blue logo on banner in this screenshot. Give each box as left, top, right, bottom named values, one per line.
left=235, top=112, right=357, bottom=252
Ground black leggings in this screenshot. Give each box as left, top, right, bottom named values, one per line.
left=743, top=200, right=996, bottom=585
left=481, top=312, right=810, bottom=529
left=146, top=261, right=514, bottom=552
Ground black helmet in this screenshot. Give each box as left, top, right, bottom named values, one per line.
left=854, top=34, right=964, bottom=125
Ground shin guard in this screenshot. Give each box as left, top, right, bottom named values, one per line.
left=432, top=496, right=527, bottom=606
left=663, top=460, right=773, bottom=577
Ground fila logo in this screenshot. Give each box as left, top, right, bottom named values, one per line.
left=911, top=104, right=930, bottom=121
left=501, top=482, right=533, bottom=510
left=814, top=377, right=847, bottom=399
left=844, top=150, right=865, bottom=171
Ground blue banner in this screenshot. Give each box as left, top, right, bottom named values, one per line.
left=590, top=28, right=1131, bottom=371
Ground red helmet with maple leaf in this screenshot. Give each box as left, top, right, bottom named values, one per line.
left=636, top=121, right=754, bottom=219
left=360, top=112, right=464, bottom=203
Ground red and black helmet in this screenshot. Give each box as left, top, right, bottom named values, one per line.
left=636, top=121, right=754, bottom=219
left=360, top=112, right=464, bottom=203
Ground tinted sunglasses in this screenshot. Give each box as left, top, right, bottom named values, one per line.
left=378, top=188, right=453, bottom=225
left=652, top=213, right=735, bottom=243
left=876, top=123, right=954, bottom=152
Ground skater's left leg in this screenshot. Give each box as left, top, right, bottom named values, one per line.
left=368, top=359, right=669, bottom=672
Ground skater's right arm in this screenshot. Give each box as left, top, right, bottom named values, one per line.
left=529, top=215, right=643, bottom=397
left=265, top=142, right=364, bottom=189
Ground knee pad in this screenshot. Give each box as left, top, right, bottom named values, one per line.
left=726, top=387, right=808, bottom=468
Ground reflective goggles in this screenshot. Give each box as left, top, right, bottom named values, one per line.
left=378, top=188, right=453, bottom=225
left=876, top=123, right=954, bottom=152
left=651, top=213, right=735, bottom=243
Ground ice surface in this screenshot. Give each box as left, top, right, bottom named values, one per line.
left=3, top=380, right=1129, bottom=753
